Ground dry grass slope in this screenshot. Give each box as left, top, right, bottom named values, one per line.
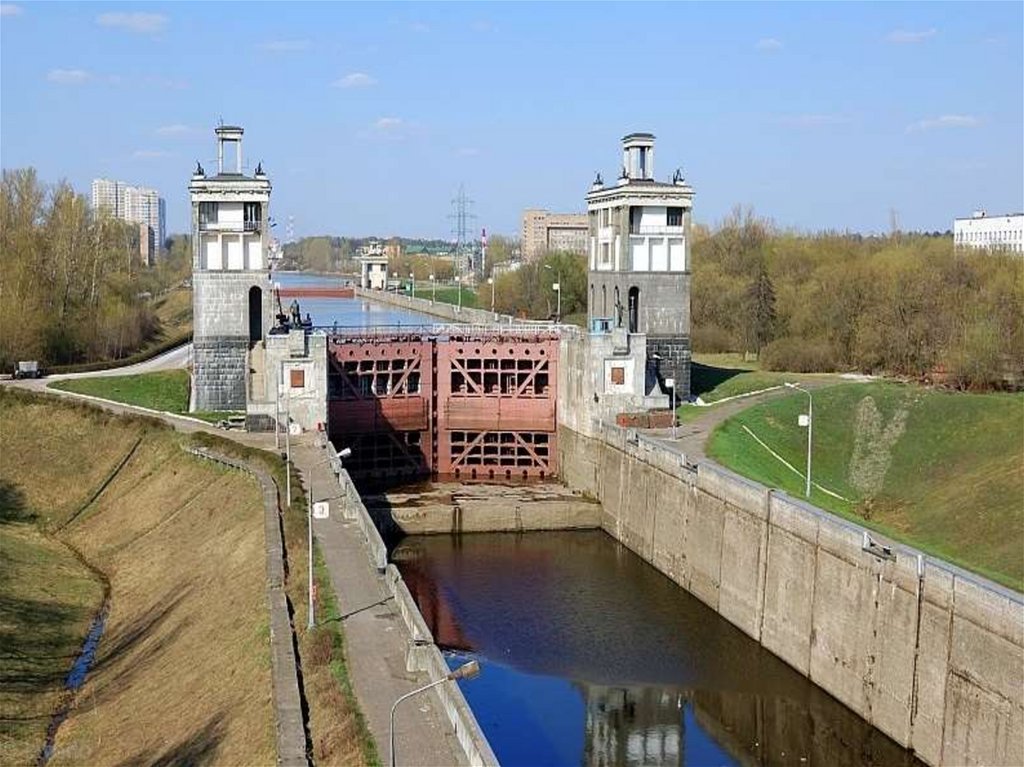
left=0, top=390, right=274, bottom=765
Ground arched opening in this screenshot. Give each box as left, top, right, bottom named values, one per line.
left=248, top=286, right=262, bottom=345
left=602, top=285, right=607, bottom=317
left=614, top=286, right=621, bottom=327
left=628, top=287, right=640, bottom=333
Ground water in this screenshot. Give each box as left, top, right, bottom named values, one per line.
left=393, top=530, right=924, bottom=767
left=271, top=271, right=432, bottom=327
left=38, top=604, right=108, bottom=766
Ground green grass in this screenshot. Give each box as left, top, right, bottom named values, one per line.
left=707, top=382, right=1024, bottom=590
left=428, top=286, right=478, bottom=309
left=690, top=358, right=826, bottom=404
left=50, top=370, right=190, bottom=413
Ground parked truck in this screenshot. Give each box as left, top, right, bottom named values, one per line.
left=13, top=360, right=43, bottom=379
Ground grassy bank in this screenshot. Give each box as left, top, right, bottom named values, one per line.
left=0, top=390, right=272, bottom=764
left=707, top=382, right=1024, bottom=590
left=189, top=431, right=379, bottom=766
left=50, top=370, right=191, bottom=414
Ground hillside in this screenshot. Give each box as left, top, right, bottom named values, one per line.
left=708, top=382, right=1024, bottom=590
left=0, top=390, right=274, bottom=765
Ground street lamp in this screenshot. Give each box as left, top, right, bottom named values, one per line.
left=307, top=445, right=352, bottom=630
left=543, top=264, right=561, bottom=322
left=429, top=273, right=435, bottom=304
left=409, top=272, right=415, bottom=301
left=389, top=660, right=481, bottom=767
left=455, top=275, right=462, bottom=311
left=785, top=382, right=813, bottom=498
left=488, top=276, right=495, bottom=314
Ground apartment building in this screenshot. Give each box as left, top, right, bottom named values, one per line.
left=521, top=209, right=588, bottom=261
left=953, top=211, right=1023, bottom=254
left=91, top=178, right=166, bottom=265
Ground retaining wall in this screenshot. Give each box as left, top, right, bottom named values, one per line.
left=355, top=286, right=523, bottom=326
left=323, top=444, right=499, bottom=766
left=559, top=425, right=1024, bottom=767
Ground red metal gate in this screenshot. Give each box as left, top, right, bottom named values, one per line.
left=327, top=330, right=558, bottom=480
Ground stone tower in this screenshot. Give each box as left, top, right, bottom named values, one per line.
left=585, top=132, right=695, bottom=397
left=189, top=125, right=273, bottom=411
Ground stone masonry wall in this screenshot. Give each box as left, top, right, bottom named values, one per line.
left=559, top=424, right=1024, bottom=767
left=646, top=336, right=692, bottom=399
left=193, top=336, right=247, bottom=411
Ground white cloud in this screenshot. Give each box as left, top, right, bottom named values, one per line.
left=886, top=28, right=937, bottom=44
left=97, top=12, right=167, bottom=34
left=156, top=124, right=192, bottom=136
left=1, top=3, right=23, bottom=16
left=333, top=72, right=377, bottom=89
left=374, top=117, right=402, bottom=130
left=906, top=114, right=981, bottom=133
left=775, top=114, right=849, bottom=128
left=755, top=38, right=784, bottom=52
left=47, top=68, right=92, bottom=84
left=132, top=149, right=172, bottom=159
left=260, top=39, right=311, bottom=52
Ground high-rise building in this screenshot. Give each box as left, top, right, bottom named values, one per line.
left=586, top=132, right=695, bottom=397
left=521, top=209, right=588, bottom=261
left=91, top=178, right=166, bottom=265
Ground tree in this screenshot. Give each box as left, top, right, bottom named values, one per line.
left=744, top=264, right=776, bottom=354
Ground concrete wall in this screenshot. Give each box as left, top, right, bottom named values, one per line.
left=322, top=442, right=498, bottom=766
left=559, top=424, right=1024, bottom=767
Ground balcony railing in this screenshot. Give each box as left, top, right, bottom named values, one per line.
left=198, top=220, right=261, bottom=233
left=628, top=225, right=685, bottom=236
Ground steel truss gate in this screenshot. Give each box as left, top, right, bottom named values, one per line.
left=327, top=329, right=558, bottom=480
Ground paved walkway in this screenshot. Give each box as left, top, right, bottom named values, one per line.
left=642, top=381, right=833, bottom=463
left=291, top=438, right=466, bottom=767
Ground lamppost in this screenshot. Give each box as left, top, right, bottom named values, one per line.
left=455, top=275, right=462, bottom=311
left=429, top=273, right=435, bottom=304
left=785, top=382, right=813, bottom=498
left=544, top=264, right=561, bottom=322
left=389, top=660, right=481, bottom=767
left=307, top=445, right=351, bottom=630
left=409, top=272, right=415, bottom=301
left=488, top=276, right=495, bottom=314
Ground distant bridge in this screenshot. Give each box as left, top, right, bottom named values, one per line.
left=327, top=326, right=559, bottom=481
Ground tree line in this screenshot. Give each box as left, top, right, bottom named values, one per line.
left=0, top=169, right=186, bottom=371
left=692, top=209, right=1024, bottom=389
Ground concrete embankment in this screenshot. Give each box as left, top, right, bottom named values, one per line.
left=355, top=286, right=522, bottom=325
left=559, top=423, right=1024, bottom=767
left=362, top=481, right=600, bottom=537
left=321, top=447, right=499, bottom=767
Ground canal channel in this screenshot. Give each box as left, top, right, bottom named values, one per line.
left=287, top=273, right=922, bottom=766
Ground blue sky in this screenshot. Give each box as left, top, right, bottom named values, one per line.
left=2, top=2, right=1021, bottom=239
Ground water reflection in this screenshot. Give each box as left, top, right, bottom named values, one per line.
left=395, top=531, right=923, bottom=767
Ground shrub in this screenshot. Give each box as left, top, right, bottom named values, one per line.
left=692, top=324, right=737, bottom=354
left=761, top=337, right=838, bottom=373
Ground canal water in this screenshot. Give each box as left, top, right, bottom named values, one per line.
left=272, top=271, right=431, bottom=327
left=393, top=530, right=923, bottom=767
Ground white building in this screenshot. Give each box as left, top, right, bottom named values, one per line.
left=189, top=125, right=274, bottom=412
left=953, top=211, right=1024, bottom=254
left=586, top=132, right=695, bottom=396
left=91, top=178, right=166, bottom=265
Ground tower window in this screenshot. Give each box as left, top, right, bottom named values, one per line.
left=667, top=207, right=683, bottom=227
left=244, top=202, right=261, bottom=231
left=199, top=201, right=217, bottom=226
